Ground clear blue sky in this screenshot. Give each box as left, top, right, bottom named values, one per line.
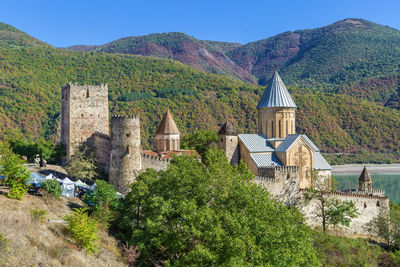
left=2, top=0, right=400, bottom=47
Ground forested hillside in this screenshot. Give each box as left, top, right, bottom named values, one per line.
left=0, top=22, right=399, bottom=155
left=68, top=32, right=256, bottom=83
left=68, top=19, right=400, bottom=107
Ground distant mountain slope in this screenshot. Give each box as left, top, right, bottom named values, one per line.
left=0, top=22, right=51, bottom=48
left=69, top=19, right=400, bottom=104
left=67, top=32, right=256, bottom=83
left=0, top=22, right=399, bottom=154
left=227, top=19, right=400, bottom=102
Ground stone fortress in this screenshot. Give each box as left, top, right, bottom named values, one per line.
left=60, top=83, right=198, bottom=194
left=61, top=72, right=389, bottom=234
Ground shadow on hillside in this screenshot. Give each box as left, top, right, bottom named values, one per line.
left=67, top=201, right=83, bottom=210
left=39, top=169, right=68, bottom=179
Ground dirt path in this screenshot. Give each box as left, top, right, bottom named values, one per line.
left=332, top=164, right=400, bottom=175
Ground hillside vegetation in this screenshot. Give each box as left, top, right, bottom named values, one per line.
left=0, top=22, right=399, bottom=155
left=69, top=19, right=400, bottom=107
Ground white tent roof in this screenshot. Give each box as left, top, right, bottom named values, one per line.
left=62, top=177, right=75, bottom=184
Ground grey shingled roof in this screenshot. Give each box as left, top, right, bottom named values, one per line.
left=314, top=152, right=332, bottom=170
left=275, top=134, right=301, bottom=152
left=238, top=134, right=274, bottom=152
left=256, top=71, right=297, bottom=109
left=251, top=153, right=282, bottom=167
left=275, top=134, right=320, bottom=152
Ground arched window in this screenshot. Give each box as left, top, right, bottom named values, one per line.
left=272, top=121, right=274, bottom=137
left=286, top=120, right=288, bottom=135
left=86, top=89, right=90, bottom=98
left=278, top=120, right=281, bottom=138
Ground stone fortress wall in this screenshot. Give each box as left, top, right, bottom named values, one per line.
left=300, top=191, right=389, bottom=234
left=141, top=154, right=170, bottom=171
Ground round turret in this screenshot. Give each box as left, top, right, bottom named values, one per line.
left=109, top=115, right=141, bottom=194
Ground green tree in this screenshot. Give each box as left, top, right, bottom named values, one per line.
left=181, top=130, right=218, bottom=159
left=367, top=202, right=400, bottom=250
left=65, top=146, right=98, bottom=181
left=117, top=148, right=319, bottom=266
left=65, top=208, right=100, bottom=255
left=44, top=179, right=62, bottom=199
left=84, top=180, right=119, bottom=229
left=0, top=146, right=30, bottom=200
left=305, top=188, right=358, bottom=232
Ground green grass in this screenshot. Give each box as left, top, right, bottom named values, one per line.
left=335, top=174, right=400, bottom=203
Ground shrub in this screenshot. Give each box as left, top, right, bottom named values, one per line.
left=65, top=208, right=99, bottom=255
left=0, top=233, right=10, bottom=253
left=0, top=152, right=30, bottom=200
left=84, top=180, right=119, bottom=229
left=44, top=179, right=62, bottom=199
left=30, top=208, right=47, bottom=222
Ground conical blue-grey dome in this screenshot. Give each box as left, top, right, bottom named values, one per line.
left=256, top=71, right=297, bottom=108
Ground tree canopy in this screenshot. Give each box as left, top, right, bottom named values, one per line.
left=116, top=148, right=319, bottom=266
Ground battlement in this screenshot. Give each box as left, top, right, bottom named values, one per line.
left=299, top=189, right=388, bottom=200
left=141, top=153, right=171, bottom=163
left=340, top=189, right=386, bottom=196
left=254, top=176, right=275, bottom=182
left=111, top=115, right=140, bottom=120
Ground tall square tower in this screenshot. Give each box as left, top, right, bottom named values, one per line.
left=61, top=83, right=109, bottom=160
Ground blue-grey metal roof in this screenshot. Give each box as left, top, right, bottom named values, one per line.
left=256, top=71, right=297, bottom=109
left=250, top=153, right=282, bottom=167
left=275, top=134, right=321, bottom=152
left=300, top=135, right=320, bottom=152
left=314, top=152, right=332, bottom=170
left=275, top=134, right=301, bottom=152
left=238, top=134, right=274, bottom=152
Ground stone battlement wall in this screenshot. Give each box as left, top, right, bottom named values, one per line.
left=300, top=190, right=389, bottom=235
left=141, top=154, right=170, bottom=171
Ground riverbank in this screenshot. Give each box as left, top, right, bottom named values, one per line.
left=332, top=164, right=400, bottom=175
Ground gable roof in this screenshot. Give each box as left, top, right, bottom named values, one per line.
left=314, top=152, right=332, bottom=170
left=256, top=71, right=297, bottom=109
left=238, top=134, right=274, bottom=152
left=275, top=134, right=320, bottom=152
left=251, top=153, right=282, bottom=168
left=156, top=109, right=180, bottom=135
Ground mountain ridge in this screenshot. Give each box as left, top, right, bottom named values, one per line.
left=66, top=18, right=400, bottom=106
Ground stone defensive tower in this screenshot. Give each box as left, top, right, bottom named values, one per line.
left=257, top=71, right=296, bottom=139
left=155, top=110, right=180, bottom=152
left=109, top=115, right=142, bottom=194
left=61, top=83, right=109, bottom=160
left=218, top=121, right=239, bottom=165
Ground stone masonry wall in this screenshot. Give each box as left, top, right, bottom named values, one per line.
left=61, top=83, right=109, bottom=160
left=255, top=166, right=300, bottom=206
left=92, top=132, right=111, bottom=174
left=300, top=191, right=389, bottom=235
left=141, top=154, right=170, bottom=171
left=109, top=115, right=141, bottom=195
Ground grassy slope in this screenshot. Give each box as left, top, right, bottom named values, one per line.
left=0, top=190, right=126, bottom=266
left=0, top=23, right=399, bottom=153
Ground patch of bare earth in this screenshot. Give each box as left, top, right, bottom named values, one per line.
left=0, top=189, right=127, bottom=267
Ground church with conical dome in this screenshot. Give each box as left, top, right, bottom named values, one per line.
left=219, top=71, right=332, bottom=197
